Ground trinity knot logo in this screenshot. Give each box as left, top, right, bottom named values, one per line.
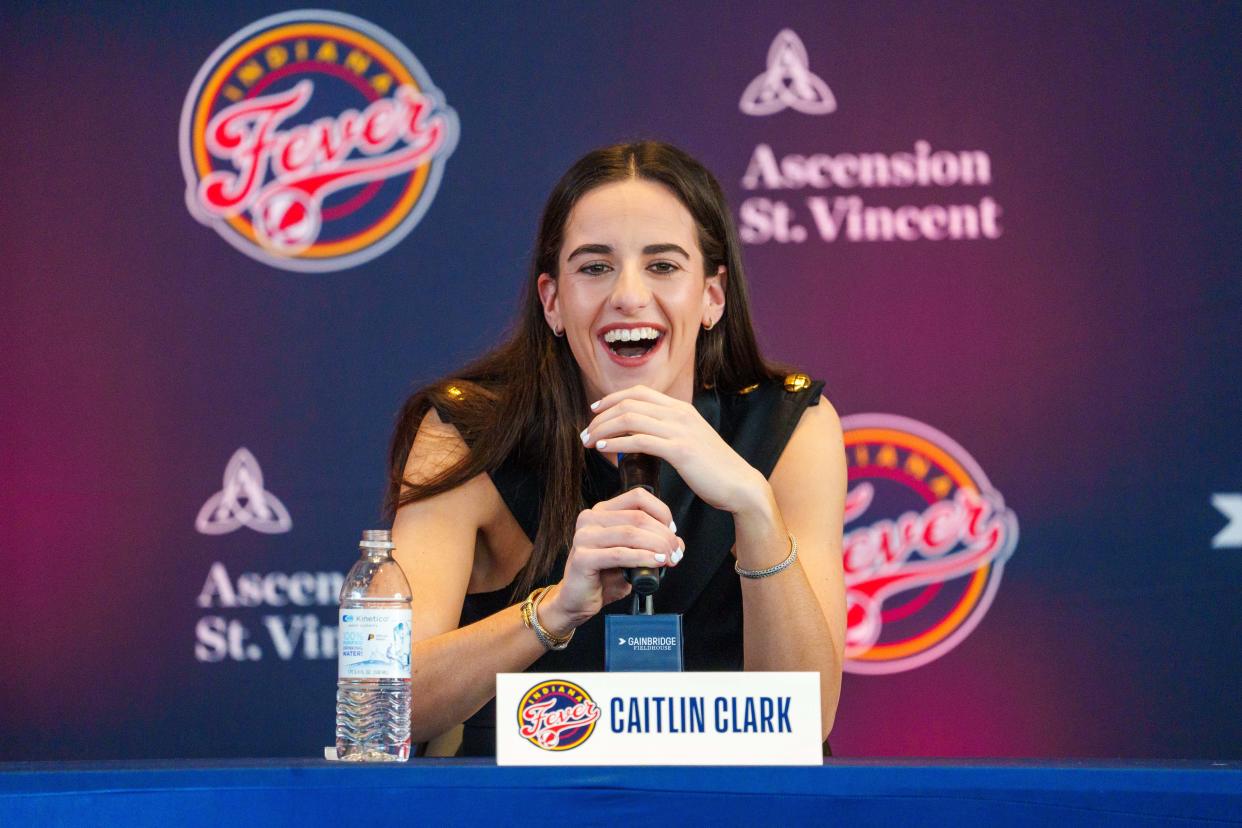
left=517, top=680, right=600, bottom=751
left=179, top=10, right=459, bottom=272
left=739, top=29, right=836, bottom=116
left=196, top=448, right=292, bottom=535
left=841, top=414, right=1017, bottom=674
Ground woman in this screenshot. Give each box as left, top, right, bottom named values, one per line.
left=386, top=141, right=846, bottom=756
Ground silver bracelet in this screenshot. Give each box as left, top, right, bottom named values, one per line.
left=735, top=533, right=798, bottom=579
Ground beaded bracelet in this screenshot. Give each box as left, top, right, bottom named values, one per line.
left=735, top=533, right=798, bottom=579
left=520, top=586, right=574, bottom=650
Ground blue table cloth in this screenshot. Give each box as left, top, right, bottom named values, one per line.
left=2, top=759, right=1239, bottom=826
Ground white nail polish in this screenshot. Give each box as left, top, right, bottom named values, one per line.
left=669, top=519, right=677, bottom=533
left=580, top=429, right=590, bottom=444
left=672, top=549, right=683, bottom=565
left=654, top=553, right=667, bottom=563
left=596, top=439, right=608, bottom=449
left=590, top=400, right=601, bottom=410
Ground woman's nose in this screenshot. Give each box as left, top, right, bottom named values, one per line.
left=609, top=263, right=651, bottom=313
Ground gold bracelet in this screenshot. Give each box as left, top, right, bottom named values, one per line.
left=520, top=586, right=574, bottom=651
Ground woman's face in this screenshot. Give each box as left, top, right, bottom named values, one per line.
left=537, top=178, right=725, bottom=404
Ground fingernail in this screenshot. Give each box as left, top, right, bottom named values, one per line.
left=596, top=439, right=608, bottom=449
left=668, top=519, right=677, bottom=533
left=672, top=548, right=683, bottom=565
left=579, top=429, right=590, bottom=445
left=590, top=400, right=601, bottom=410
left=654, top=553, right=667, bottom=563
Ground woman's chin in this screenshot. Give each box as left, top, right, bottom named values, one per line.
left=592, top=365, right=688, bottom=400
left=589, top=367, right=664, bottom=398
left=581, top=347, right=693, bottom=400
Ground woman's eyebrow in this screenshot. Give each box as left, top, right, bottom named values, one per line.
left=643, top=243, right=689, bottom=258
left=566, top=242, right=690, bottom=260
left=567, top=243, right=613, bottom=260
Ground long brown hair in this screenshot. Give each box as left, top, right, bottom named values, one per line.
left=385, top=141, right=783, bottom=596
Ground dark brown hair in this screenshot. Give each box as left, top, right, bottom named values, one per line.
left=385, top=141, right=783, bottom=597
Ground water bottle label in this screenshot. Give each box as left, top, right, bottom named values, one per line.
left=338, top=608, right=412, bottom=679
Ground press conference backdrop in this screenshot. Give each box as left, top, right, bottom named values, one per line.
left=2, top=1, right=1238, bottom=761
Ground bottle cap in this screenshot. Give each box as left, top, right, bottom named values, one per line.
left=359, top=529, right=395, bottom=550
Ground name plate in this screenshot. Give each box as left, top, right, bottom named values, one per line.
left=496, top=671, right=821, bottom=765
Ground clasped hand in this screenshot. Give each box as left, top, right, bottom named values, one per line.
left=539, top=385, right=768, bottom=635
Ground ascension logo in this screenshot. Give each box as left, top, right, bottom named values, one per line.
left=179, top=10, right=459, bottom=272
left=739, top=29, right=836, bottom=116
left=517, top=679, right=601, bottom=751
left=196, top=447, right=292, bottom=535
left=841, top=414, right=1017, bottom=674
left=737, top=29, right=1002, bottom=245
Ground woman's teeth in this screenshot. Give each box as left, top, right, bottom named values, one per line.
left=603, top=327, right=660, bottom=343
left=603, top=327, right=661, bottom=359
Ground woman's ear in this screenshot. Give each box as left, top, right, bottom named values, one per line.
left=704, top=265, right=726, bottom=327
left=536, top=273, right=562, bottom=334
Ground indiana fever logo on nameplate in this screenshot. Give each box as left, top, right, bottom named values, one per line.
left=179, top=10, right=458, bottom=272
left=517, top=679, right=601, bottom=751
left=841, top=414, right=1018, bottom=675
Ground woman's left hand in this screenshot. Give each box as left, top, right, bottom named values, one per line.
left=582, top=385, right=767, bottom=515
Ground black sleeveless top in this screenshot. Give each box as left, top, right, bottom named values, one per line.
left=449, top=376, right=826, bottom=757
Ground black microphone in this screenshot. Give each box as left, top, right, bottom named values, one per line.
left=619, top=453, right=663, bottom=598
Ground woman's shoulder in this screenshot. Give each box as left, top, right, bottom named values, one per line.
left=713, top=371, right=831, bottom=478
left=394, top=378, right=500, bottom=493
left=396, top=377, right=504, bottom=467
left=401, top=380, right=540, bottom=541
left=398, top=402, right=524, bottom=546
left=421, top=378, right=499, bottom=427
left=402, top=404, right=471, bottom=486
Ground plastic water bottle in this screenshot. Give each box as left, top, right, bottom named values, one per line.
left=336, top=529, right=412, bottom=762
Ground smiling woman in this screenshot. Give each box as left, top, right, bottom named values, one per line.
left=537, top=179, right=724, bottom=403
left=384, top=141, right=846, bottom=757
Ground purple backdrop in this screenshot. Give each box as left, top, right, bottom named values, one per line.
left=2, top=0, right=1239, bottom=760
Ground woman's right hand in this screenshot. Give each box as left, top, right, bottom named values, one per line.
left=538, top=487, right=683, bottom=635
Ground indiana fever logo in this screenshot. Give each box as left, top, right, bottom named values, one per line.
left=517, top=680, right=601, bottom=751
left=179, top=10, right=458, bottom=272
left=841, top=414, right=1018, bottom=674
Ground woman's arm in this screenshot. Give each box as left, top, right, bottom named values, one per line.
left=731, top=397, right=846, bottom=740
left=391, top=408, right=550, bottom=742
left=393, top=408, right=681, bottom=742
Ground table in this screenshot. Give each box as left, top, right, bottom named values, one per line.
left=2, top=759, right=1239, bottom=826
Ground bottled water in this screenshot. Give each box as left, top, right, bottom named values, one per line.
left=336, top=529, right=412, bottom=762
